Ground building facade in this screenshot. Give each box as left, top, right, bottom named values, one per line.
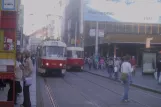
left=65, top=0, right=161, bottom=65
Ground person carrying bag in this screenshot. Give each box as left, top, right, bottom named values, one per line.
left=20, top=51, right=33, bottom=107
left=120, top=55, right=133, bottom=102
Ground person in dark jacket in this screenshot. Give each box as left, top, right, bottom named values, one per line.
left=156, top=58, right=161, bottom=83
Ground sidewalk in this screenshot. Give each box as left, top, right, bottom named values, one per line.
left=0, top=65, right=36, bottom=107
left=84, top=65, right=161, bottom=94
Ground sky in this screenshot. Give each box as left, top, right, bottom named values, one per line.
left=22, top=0, right=62, bottom=35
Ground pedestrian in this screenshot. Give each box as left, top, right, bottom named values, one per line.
left=7, top=52, right=23, bottom=105
left=31, top=54, right=35, bottom=65
left=120, top=55, right=133, bottom=102
left=130, top=56, right=136, bottom=76
left=114, top=58, right=120, bottom=80
left=156, top=57, right=161, bottom=84
left=99, top=57, right=104, bottom=70
left=108, top=57, right=114, bottom=78
left=0, top=79, right=6, bottom=91
left=88, top=57, right=92, bottom=70
left=20, top=51, right=33, bottom=107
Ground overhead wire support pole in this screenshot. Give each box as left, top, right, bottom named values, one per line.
left=95, top=21, right=99, bottom=56
left=75, top=22, right=77, bottom=47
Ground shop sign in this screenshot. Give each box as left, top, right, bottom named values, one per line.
left=2, top=0, right=16, bottom=11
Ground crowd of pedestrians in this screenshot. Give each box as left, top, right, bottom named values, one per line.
left=85, top=54, right=136, bottom=102
left=0, top=50, right=34, bottom=107
left=85, top=55, right=136, bottom=79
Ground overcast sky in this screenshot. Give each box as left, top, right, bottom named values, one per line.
left=22, top=0, right=62, bottom=35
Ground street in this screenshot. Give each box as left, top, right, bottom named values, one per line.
left=37, top=71, right=161, bottom=107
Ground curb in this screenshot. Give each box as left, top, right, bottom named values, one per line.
left=84, top=70, right=161, bottom=94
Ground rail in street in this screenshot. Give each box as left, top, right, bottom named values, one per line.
left=37, top=71, right=161, bottom=107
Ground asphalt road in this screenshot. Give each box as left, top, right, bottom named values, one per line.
left=37, top=71, right=161, bottom=107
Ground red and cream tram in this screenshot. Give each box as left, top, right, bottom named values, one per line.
left=36, top=40, right=67, bottom=77
left=66, top=47, right=84, bottom=70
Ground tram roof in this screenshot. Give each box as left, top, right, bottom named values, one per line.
left=67, top=47, right=84, bottom=51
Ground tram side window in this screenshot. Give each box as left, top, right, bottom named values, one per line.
left=67, top=51, right=72, bottom=58
left=75, top=51, right=84, bottom=58
left=41, top=47, right=46, bottom=56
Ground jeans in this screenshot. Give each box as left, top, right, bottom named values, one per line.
left=108, top=67, right=113, bottom=78
left=23, top=81, right=31, bottom=107
left=114, top=72, right=118, bottom=80
left=88, top=63, right=92, bottom=70
left=157, top=71, right=160, bottom=81
left=122, top=76, right=130, bottom=101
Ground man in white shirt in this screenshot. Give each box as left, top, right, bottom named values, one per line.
left=121, top=55, right=133, bottom=102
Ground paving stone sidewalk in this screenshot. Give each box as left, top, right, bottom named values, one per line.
left=84, top=65, right=161, bottom=94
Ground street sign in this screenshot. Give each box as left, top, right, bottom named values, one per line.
left=1, top=0, right=16, bottom=11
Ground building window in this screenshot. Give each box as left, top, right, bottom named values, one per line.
left=112, top=23, right=117, bottom=33
left=116, top=23, right=125, bottom=33
left=152, top=25, right=158, bottom=35
left=139, top=25, right=145, bottom=34
left=159, top=25, right=161, bottom=35
left=125, top=24, right=133, bottom=34
left=106, top=23, right=115, bottom=33
left=132, top=24, right=138, bottom=34
left=146, top=24, right=152, bottom=34
left=99, top=22, right=105, bottom=29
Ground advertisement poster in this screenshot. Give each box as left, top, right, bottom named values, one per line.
left=2, top=0, right=15, bottom=10
left=0, top=31, right=4, bottom=51
left=83, top=0, right=161, bottom=24
left=143, top=52, right=156, bottom=73
left=89, top=29, right=104, bottom=37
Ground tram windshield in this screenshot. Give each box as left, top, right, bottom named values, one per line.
left=43, top=46, right=65, bottom=57
left=67, top=50, right=84, bottom=58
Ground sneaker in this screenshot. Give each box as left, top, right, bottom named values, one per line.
left=124, top=100, right=130, bottom=102
left=121, top=99, right=130, bottom=103
left=20, top=104, right=24, bottom=107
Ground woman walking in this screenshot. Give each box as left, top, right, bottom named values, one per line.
left=20, top=51, right=33, bottom=107
left=120, top=55, right=134, bottom=102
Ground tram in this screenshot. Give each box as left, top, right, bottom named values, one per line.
left=66, top=47, right=84, bottom=70
left=36, top=40, right=67, bottom=77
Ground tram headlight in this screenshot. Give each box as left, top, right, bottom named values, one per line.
left=46, top=63, right=49, bottom=66
left=59, top=63, right=63, bottom=66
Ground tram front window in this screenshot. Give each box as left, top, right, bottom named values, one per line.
left=43, top=46, right=64, bottom=57
left=67, top=50, right=83, bottom=58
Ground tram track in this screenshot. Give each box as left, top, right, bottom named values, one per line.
left=37, top=76, right=44, bottom=107
left=43, top=78, right=59, bottom=107
left=62, top=77, right=102, bottom=107
left=69, top=72, right=154, bottom=107
left=84, top=72, right=161, bottom=100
